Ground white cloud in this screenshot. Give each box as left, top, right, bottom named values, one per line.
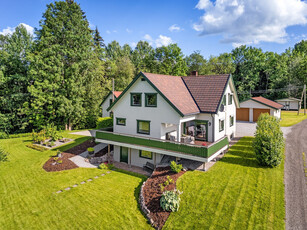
left=126, top=28, right=132, bottom=33
left=143, top=34, right=153, bottom=41
left=193, top=0, right=307, bottom=45
left=106, top=30, right=111, bottom=34
left=130, top=42, right=137, bottom=48
left=155, top=35, right=173, bottom=47
left=0, top=23, right=34, bottom=36
left=143, top=34, right=173, bottom=47
left=169, top=24, right=183, bottom=32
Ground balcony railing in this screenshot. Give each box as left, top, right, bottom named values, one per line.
left=96, top=131, right=229, bottom=159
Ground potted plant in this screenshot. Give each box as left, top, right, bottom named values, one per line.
left=87, top=147, right=95, bottom=156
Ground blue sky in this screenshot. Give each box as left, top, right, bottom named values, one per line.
left=1, top=0, right=307, bottom=58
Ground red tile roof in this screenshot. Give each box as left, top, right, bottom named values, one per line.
left=183, top=75, right=230, bottom=113
left=113, top=91, right=122, bottom=98
left=252, top=97, right=283, bottom=109
left=143, top=73, right=200, bottom=115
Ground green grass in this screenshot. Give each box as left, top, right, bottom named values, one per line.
left=0, top=133, right=150, bottom=230
left=280, top=110, right=307, bottom=127
left=164, top=137, right=285, bottom=230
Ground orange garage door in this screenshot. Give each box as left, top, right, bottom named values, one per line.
left=236, top=108, right=249, bottom=121
left=253, top=109, right=270, bottom=122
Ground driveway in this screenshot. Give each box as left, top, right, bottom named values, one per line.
left=236, top=121, right=291, bottom=138
left=70, top=130, right=98, bottom=137
left=284, top=119, right=307, bottom=229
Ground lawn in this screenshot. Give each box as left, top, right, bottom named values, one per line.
left=0, top=133, right=151, bottom=230
left=164, top=137, right=285, bottom=230
left=280, top=110, right=307, bottom=127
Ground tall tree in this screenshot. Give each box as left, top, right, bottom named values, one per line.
left=185, top=51, right=208, bottom=75
left=27, top=0, right=104, bottom=130
left=0, top=24, right=33, bottom=133
left=132, top=41, right=155, bottom=73
left=207, top=53, right=235, bottom=74
left=154, top=44, right=188, bottom=76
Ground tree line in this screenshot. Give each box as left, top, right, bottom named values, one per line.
left=0, top=0, right=306, bottom=134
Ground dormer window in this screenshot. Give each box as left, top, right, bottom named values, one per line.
left=131, top=93, right=142, bottom=106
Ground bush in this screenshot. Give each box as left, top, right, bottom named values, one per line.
left=253, top=113, right=284, bottom=167
left=98, top=163, right=115, bottom=170
left=87, top=147, right=94, bottom=152
left=160, top=189, right=182, bottom=212
left=170, top=161, right=183, bottom=173
left=0, top=147, right=9, bottom=163
left=96, top=117, right=113, bottom=129
left=0, top=132, right=9, bottom=139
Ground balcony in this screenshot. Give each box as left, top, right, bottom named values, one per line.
left=96, top=131, right=229, bottom=159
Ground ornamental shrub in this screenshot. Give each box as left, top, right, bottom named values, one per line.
left=96, top=117, right=113, bottom=129
left=170, top=161, right=183, bottom=173
left=253, top=113, right=284, bottom=167
left=160, top=189, right=182, bottom=212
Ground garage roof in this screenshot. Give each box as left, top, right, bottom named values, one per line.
left=251, top=97, right=283, bottom=110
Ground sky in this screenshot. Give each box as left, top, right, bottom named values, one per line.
left=1, top=0, right=307, bottom=58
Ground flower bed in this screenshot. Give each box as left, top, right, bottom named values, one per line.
left=43, top=152, right=78, bottom=172
left=140, top=166, right=185, bottom=229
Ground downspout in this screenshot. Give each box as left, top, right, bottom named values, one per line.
left=211, top=114, right=215, bottom=142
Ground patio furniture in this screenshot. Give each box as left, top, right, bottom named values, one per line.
left=181, top=135, right=195, bottom=144
left=143, top=162, right=155, bottom=171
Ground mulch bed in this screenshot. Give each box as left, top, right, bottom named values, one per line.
left=64, top=138, right=96, bottom=155
left=94, top=145, right=113, bottom=157
left=43, top=152, right=78, bottom=172
left=142, top=166, right=185, bottom=229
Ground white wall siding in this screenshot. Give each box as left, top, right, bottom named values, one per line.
left=112, top=78, right=181, bottom=139
left=101, top=94, right=113, bottom=117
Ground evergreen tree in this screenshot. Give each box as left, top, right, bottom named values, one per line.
left=27, top=0, right=106, bottom=130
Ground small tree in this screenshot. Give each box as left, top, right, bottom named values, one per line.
left=253, top=113, right=284, bottom=167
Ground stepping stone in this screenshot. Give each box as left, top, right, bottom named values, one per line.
left=101, top=174, right=105, bottom=176
left=80, top=181, right=86, bottom=184
left=72, top=184, right=78, bottom=187
left=94, top=176, right=99, bottom=179
left=56, top=190, right=62, bottom=194
left=64, top=187, right=71, bottom=191
left=107, top=171, right=111, bottom=174
left=87, top=179, right=93, bottom=182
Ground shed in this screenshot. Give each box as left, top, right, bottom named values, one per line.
left=101, top=91, right=122, bottom=117
left=236, top=96, right=283, bottom=122
left=275, top=97, right=300, bottom=111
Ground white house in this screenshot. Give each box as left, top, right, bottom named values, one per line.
left=275, top=97, right=301, bottom=111
left=236, top=96, right=283, bottom=122
left=100, top=91, right=122, bottom=117
left=95, top=72, right=240, bottom=170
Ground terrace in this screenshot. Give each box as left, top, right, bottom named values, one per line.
left=95, top=131, right=229, bottom=162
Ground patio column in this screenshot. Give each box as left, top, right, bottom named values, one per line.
left=177, top=123, right=181, bottom=142
left=129, top=148, right=132, bottom=168
left=153, top=152, right=156, bottom=167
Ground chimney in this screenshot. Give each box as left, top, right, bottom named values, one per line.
left=191, top=71, right=198, bottom=76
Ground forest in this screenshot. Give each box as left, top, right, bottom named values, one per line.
left=0, top=0, right=306, bottom=135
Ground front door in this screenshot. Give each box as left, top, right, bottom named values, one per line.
left=120, top=147, right=128, bottom=163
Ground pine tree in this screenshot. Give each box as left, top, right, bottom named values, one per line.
left=27, top=0, right=105, bottom=130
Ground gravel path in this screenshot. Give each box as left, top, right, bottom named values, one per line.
left=284, top=119, right=307, bottom=230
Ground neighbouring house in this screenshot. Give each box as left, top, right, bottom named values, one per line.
left=236, top=96, right=283, bottom=122
left=100, top=91, right=122, bottom=117
left=275, top=97, right=301, bottom=111
left=95, top=72, right=239, bottom=170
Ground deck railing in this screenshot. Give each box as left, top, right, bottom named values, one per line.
left=96, top=131, right=229, bottom=158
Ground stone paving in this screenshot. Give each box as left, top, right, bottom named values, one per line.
left=55, top=171, right=111, bottom=194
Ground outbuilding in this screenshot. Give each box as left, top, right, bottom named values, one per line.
left=236, top=96, right=283, bottom=122
left=275, top=97, right=300, bottom=111
left=100, top=91, right=122, bottom=117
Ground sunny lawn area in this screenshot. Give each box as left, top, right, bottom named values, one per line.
left=0, top=133, right=150, bottom=230
left=280, top=110, right=307, bottom=127
left=164, top=137, right=285, bottom=230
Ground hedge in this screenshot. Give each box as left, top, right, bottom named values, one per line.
left=96, top=117, right=113, bottom=129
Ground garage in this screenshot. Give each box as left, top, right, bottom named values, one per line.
left=253, top=108, right=270, bottom=122
left=237, top=96, right=283, bottom=123
left=236, top=108, right=249, bottom=121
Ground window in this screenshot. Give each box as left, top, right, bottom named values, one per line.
left=230, top=115, right=234, bottom=127
left=145, top=93, right=157, bottom=107
left=139, top=150, right=152, bottom=159
left=109, top=98, right=113, bottom=107
left=116, top=118, right=126, bottom=126
left=137, top=120, right=150, bottom=135
left=228, top=94, right=233, bottom=105
left=222, top=95, right=226, bottom=105
left=131, top=93, right=142, bottom=106
left=219, top=119, right=224, bottom=132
